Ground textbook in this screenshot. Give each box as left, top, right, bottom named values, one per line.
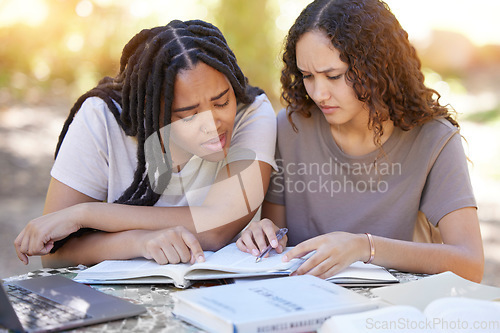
left=318, top=297, right=500, bottom=333
left=74, top=243, right=397, bottom=288
left=172, top=275, right=378, bottom=333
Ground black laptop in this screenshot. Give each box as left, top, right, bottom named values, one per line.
left=0, top=275, right=146, bottom=333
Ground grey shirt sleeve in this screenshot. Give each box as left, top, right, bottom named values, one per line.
left=420, top=132, right=477, bottom=226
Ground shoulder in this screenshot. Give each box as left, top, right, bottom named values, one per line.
left=421, top=118, right=459, bottom=135
left=237, top=93, right=274, bottom=116
left=234, top=93, right=276, bottom=130
left=416, top=118, right=460, bottom=146
left=73, top=96, right=123, bottom=130
left=276, top=107, right=320, bottom=134
left=75, top=96, right=115, bottom=123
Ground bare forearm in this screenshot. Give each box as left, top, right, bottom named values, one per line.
left=41, top=230, right=145, bottom=268
left=75, top=202, right=254, bottom=250
left=367, top=236, right=484, bottom=282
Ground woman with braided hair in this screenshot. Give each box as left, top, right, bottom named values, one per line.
left=15, top=19, right=277, bottom=267
left=236, top=0, right=484, bottom=282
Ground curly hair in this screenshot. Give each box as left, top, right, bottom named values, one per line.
left=56, top=19, right=263, bottom=207
left=281, top=0, right=458, bottom=143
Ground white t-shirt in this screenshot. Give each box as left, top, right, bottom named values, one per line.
left=52, top=94, right=277, bottom=207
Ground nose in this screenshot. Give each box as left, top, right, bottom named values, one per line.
left=310, top=78, right=330, bottom=104
left=199, top=109, right=221, bottom=134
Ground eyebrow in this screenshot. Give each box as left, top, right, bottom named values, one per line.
left=297, top=66, right=339, bottom=74
left=172, top=88, right=230, bottom=112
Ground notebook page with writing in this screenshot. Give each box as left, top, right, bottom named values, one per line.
left=185, top=243, right=302, bottom=277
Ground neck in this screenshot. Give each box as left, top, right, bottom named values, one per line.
left=168, top=141, right=192, bottom=173
left=331, top=120, right=394, bottom=156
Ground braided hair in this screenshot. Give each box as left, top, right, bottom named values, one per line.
left=56, top=20, right=263, bottom=207
left=281, top=0, right=458, bottom=143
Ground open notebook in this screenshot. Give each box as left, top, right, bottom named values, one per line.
left=75, top=243, right=398, bottom=288
left=0, top=275, right=146, bottom=333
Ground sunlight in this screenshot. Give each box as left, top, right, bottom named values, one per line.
left=385, top=0, right=500, bottom=47
left=75, top=0, right=94, bottom=18
left=0, top=0, right=48, bottom=27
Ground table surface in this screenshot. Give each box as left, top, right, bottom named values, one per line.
left=1, top=266, right=428, bottom=332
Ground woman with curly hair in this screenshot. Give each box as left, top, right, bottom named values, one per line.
left=237, top=0, right=484, bottom=282
left=15, top=19, right=277, bottom=268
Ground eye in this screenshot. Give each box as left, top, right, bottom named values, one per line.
left=327, top=74, right=343, bottom=80
left=214, top=98, right=230, bottom=108
left=182, top=112, right=198, bottom=122
left=301, top=74, right=312, bottom=80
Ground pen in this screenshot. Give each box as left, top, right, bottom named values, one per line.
left=255, top=228, right=288, bottom=263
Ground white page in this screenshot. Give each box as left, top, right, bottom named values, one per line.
left=424, top=297, right=500, bottom=324
left=372, top=271, right=500, bottom=311
left=326, top=261, right=398, bottom=283
left=186, top=243, right=301, bottom=274
left=75, top=251, right=214, bottom=282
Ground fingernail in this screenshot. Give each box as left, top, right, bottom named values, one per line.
left=271, top=240, right=278, bottom=248
left=197, top=255, right=205, bottom=263
left=252, top=249, right=260, bottom=256
left=282, top=255, right=288, bottom=262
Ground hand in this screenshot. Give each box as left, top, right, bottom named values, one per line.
left=236, top=218, right=287, bottom=257
left=14, top=206, right=83, bottom=265
left=283, top=232, right=366, bottom=279
left=140, top=226, right=205, bottom=265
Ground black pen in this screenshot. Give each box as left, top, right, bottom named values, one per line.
left=255, top=228, right=288, bottom=263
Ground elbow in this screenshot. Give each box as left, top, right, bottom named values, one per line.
left=455, top=251, right=484, bottom=284
left=198, top=221, right=247, bottom=251
left=41, top=253, right=80, bottom=269
left=199, top=230, right=236, bottom=251
left=467, top=256, right=484, bottom=284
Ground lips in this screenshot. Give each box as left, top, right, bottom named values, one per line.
left=201, top=132, right=226, bottom=152
left=319, top=105, right=339, bottom=115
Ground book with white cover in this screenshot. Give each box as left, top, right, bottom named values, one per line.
left=371, top=271, right=500, bottom=311
left=74, top=243, right=398, bottom=288
left=326, top=261, right=398, bottom=286
left=319, top=297, right=500, bottom=333
left=75, top=243, right=302, bottom=288
left=172, top=275, right=378, bottom=333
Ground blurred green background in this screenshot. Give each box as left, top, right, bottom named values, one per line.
left=1, top=0, right=500, bottom=285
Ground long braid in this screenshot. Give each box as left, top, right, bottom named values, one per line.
left=55, top=19, right=263, bottom=209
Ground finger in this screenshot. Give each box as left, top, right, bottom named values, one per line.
left=275, top=235, right=288, bottom=254
left=14, top=232, right=29, bottom=264
left=169, top=229, right=193, bottom=264
left=14, top=242, right=29, bottom=265
left=235, top=237, right=248, bottom=253
left=262, top=223, right=280, bottom=249
left=316, top=262, right=346, bottom=280
left=252, top=227, right=271, bottom=255
left=149, top=244, right=169, bottom=265
left=172, top=241, right=191, bottom=264
left=301, top=255, right=337, bottom=277
left=282, top=240, right=315, bottom=262
left=181, top=230, right=204, bottom=263
left=239, top=230, right=261, bottom=256
left=161, top=244, right=181, bottom=264
left=40, top=241, right=54, bottom=255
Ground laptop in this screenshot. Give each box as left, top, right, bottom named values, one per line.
left=0, top=275, right=147, bottom=333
